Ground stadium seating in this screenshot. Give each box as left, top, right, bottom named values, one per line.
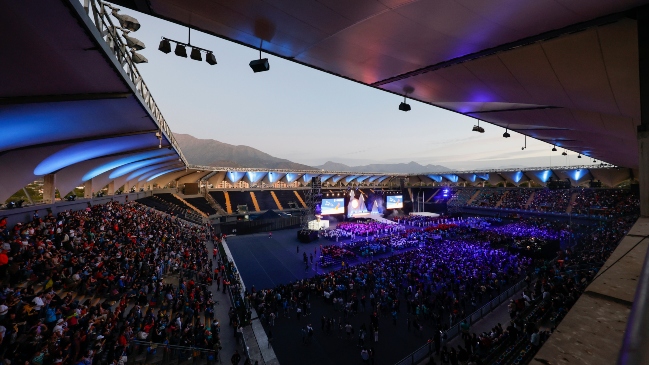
left=185, top=197, right=217, bottom=215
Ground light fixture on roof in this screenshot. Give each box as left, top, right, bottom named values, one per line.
left=552, top=145, right=557, bottom=152
left=578, top=154, right=582, bottom=158
left=106, top=4, right=141, bottom=32
left=158, top=39, right=171, bottom=53
left=562, top=151, right=567, bottom=156
left=175, top=43, right=187, bottom=58
left=250, top=42, right=270, bottom=72
left=503, top=129, right=510, bottom=138
left=130, top=49, right=148, bottom=64
left=472, top=120, right=485, bottom=133
left=206, top=52, right=217, bottom=65
left=399, top=94, right=411, bottom=112
left=190, top=47, right=202, bottom=61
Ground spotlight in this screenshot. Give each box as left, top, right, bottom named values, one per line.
left=108, top=6, right=141, bottom=32
left=503, top=129, right=510, bottom=138
left=206, top=52, right=217, bottom=65
left=399, top=102, right=411, bottom=112
left=175, top=43, right=187, bottom=58
left=578, top=154, right=581, bottom=158
left=122, top=31, right=146, bottom=50
left=130, top=50, right=148, bottom=64
left=159, top=39, right=171, bottom=53
left=552, top=146, right=557, bottom=152
left=562, top=151, right=567, bottom=156
left=472, top=125, right=485, bottom=133
left=190, top=47, right=202, bottom=61
left=249, top=58, right=270, bottom=72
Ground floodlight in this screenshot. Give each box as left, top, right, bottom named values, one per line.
left=159, top=39, right=171, bottom=53
left=190, top=47, right=202, bottom=61
left=562, top=151, right=567, bottom=156
left=122, top=32, right=145, bottom=50
left=503, top=129, right=510, bottom=138
left=472, top=125, right=485, bottom=133
left=552, top=146, right=557, bottom=152
left=206, top=52, right=217, bottom=65
left=110, top=8, right=141, bottom=32
left=131, top=50, right=148, bottom=64
left=399, top=102, right=411, bottom=112
left=249, top=58, right=270, bottom=72
left=175, top=43, right=187, bottom=58
left=578, top=154, right=582, bottom=158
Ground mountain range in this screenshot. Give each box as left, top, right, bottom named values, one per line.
left=175, top=134, right=451, bottom=173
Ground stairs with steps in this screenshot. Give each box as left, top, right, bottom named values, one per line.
left=566, top=191, right=578, bottom=213
left=293, top=191, right=307, bottom=208
left=465, top=190, right=482, bottom=205
left=173, top=194, right=207, bottom=217
left=496, top=191, right=509, bottom=208
left=250, top=191, right=261, bottom=212
left=270, top=191, right=283, bottom=210
left=205, top=191, right=227, bottom=215
left=224, top=191, right=233, bottom=214
left=524, top=191, right=536, bottom=209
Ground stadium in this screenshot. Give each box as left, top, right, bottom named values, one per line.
left=1, top=1, right=648, bottom=365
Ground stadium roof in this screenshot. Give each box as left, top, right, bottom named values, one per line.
left=0, top=0, right=187, bottom=202
left=112, top=0, right=649, bottom=169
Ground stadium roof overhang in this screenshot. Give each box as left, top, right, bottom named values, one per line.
left=0, top=0, right=187, bottom=201
left=112, top=0, right=649, bottom=169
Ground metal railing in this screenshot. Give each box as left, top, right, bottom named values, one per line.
left=79, top=0, right=188, bottom=166
left=395, top=279, right=528, bottom=365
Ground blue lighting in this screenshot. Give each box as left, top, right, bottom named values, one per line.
left=227, top=171, right=246, bottom=183
left=476, top=173, right=489, bottom=181
left=330, top=175, right=344, bottom=183
left=355, top=176, right=369, bottom=183
left=513, top=171, right=523, bottom=183
left=84, top=151, right=174, bottom=181
left=126, top=162, right=175, bottom=181
left=285, top=173, right=300, bottom=183
left=345, top=175, right=359, bottom=183
left=428, top=175, right=442, bottom=182
left=376, top=176, right=389, bottom=183
left=34, top=135, right=156, bottom=175
left=246, top=171, right=266, bottom=184
left=569, top=169, right=585, bottom=181
left=533, top=170, right=552, bottom=183
left=443, top=174, right=459, bottom=183
left=146, top=167, right=184, bottom=182
left=139, top=165, right=176, bottom=181
left=108, top=154, right=176, bottom=179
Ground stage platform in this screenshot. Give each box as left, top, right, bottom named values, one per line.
left=410, top=212, right=440, bottom=217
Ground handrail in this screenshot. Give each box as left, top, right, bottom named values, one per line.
left=617, top=235, right=649, bottom=365
left=80, top=0, right=188, bottom=167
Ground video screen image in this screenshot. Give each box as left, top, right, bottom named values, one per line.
left=386, top=195, right=403, bottom=209
left=321, top=198, right=345, bottom=215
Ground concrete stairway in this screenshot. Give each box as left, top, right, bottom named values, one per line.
left=205, top=192, right=227, bottom=215
left=173, top=194, right=207, bottom=217
left=524, top=191, right=536, bottom=209
left=566, top=192, right=578, bottom=213
left=466, top=190, right=482, bottom=205
left=496, top=191, right=508, bottom=208
left=224, top=191, right=233, bottom=214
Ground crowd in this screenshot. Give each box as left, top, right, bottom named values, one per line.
left=470, top=190, right=505, bottom=208
left=527, top=190, right=572, bottom=213
left=499, top=189, right=533, bottom=210
left=321, top=221, right=404, bottom=241
left=571, top=188, right=639, bottom=217
left=0, top=201, right=223, bottom=365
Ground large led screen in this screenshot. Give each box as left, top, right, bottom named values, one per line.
left=321, top=198, right=345, bottom=215
left=386, top=195, right=403, bottom=209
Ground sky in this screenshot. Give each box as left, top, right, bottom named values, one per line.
left=120, top=8, right=599, bottom=171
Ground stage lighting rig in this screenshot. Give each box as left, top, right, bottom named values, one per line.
left=158, top=27, right=217, bottom=65
left=503, top=128, right=510, bottom=138
left=105, top=4, right=141, bottom=32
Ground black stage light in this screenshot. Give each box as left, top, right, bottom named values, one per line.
left=159, top=39, right=171, bottom=53
left=175, top=43, right=187, bottom=58
left=503, top=129, right=510, bottom=138
left=399, top=102, right=411, bottom=112
left=562, top=151, right=567, bottom=156
left=249, top=58, right=270, bottom=72
left=552, top=146, right=557, bottom=152
left=472, top=125, right=485, bottom=133
left=190, top=47, right=202, bottom=61
left=578, top=154, right=582, bottom=158
left=206, top=52, right=217, bottom=65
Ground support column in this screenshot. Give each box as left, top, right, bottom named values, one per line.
left=107, top=181, right=115, bottom=195
left=123, top=180, right=131, bottom=193
left=83, top=180, right=93, bottom=199
left=639, top=10, right=649, bottom=217
left=43, top=174, right=56, bottom=204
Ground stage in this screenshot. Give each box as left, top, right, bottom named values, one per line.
left=410, top=212, right=440, bottom=217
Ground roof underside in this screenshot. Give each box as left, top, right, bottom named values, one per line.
left=0, top=0, right=186, bottom=202
left=114, top=0, right=648, bottom=169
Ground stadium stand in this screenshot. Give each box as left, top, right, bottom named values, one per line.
left=185, top=196, right=217, bottom=215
